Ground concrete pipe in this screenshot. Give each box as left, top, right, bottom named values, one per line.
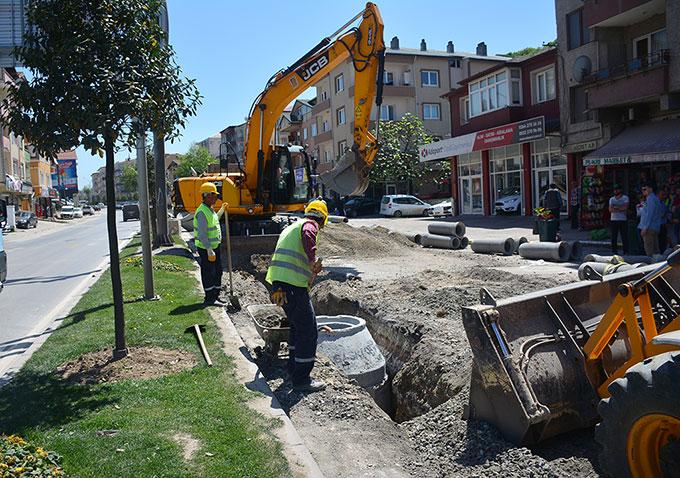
left=405, top=233, right=422, bottom=245
left=427, top=222, right=466, bottom=237
left=459, top=236, right=470, bottom=249
left=451, top=236, right=462, bottom=249
left=583, top=254, right=653, bottom=265
left=420, top=233, right=457, bottom=249
left=518, top=241, right=572, bottom=262
left=328, top=215, right=349, bottom=224
left=470, top=238, right=515, bottom=256
left=569, top=241, right=584, bottom=261
left=578, top=261, right=644, bottom=280
left=512, top=237, right=528, bottom=253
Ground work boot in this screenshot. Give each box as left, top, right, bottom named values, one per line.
left=293, top=379, right=327, bottom=393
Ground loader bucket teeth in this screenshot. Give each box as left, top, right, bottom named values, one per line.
left=319, top=148, right=369, bottom=197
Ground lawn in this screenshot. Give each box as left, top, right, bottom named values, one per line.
left=0, top=238, right=289, bottom=478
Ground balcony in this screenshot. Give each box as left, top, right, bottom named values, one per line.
left=585, top=0, right=665, bottom=28
left=585, top=51, right=669, bottom=109
left=314, top=130, right=333, bottom=144
left=311, top=98, right=330, bottom=115
left=383, top=85, right=415, bottom=97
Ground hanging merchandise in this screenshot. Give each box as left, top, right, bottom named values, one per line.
left=581, top=166, right=606, bottom=230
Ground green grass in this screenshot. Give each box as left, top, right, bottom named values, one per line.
left=0, top=238, right=289, bottom=478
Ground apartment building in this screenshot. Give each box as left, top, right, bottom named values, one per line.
left=555, top=0, right=680, bottom=229
left=91, top=166, right=106, bottom=202
left=90, top=159, right=135, bottom=201
left=198, top=133, right=222, bottom=159
left=281, top=37, right=506, bottom=196
left=29, top=145, right=56, bottom=217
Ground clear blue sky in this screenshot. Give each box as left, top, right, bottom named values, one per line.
left=77, top=0, right=557, bottom=187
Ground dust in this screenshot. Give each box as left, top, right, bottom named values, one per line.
left=57, top=347, right=197, bottom=385
left=172, top=432, right=201, bottom=462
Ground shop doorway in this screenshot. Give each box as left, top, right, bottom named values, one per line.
left=532, top=137, right=568, bottom=213
left=458, top=151, right=483, bottom=215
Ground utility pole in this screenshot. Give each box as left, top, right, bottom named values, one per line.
left=136, top=127, right=155, bottom=299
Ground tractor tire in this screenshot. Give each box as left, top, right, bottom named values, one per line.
left=595, top=351, right=680, bottom=478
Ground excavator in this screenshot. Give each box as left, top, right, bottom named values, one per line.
left=173, top=3, right=385, bottom=250
left=463, top=249, right=680, bottom=477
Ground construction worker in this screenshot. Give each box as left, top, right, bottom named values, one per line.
left=266, top=199, right=328, bottom=393
left=194, top=182, right=227, bottom=306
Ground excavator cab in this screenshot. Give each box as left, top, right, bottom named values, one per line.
left=267, top=145, right=315, bottom=208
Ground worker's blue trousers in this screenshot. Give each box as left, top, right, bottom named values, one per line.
left=276, top=282, right=318, bottom=386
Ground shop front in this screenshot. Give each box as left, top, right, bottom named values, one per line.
left=531, top=137, right=567, bottom=215
left=457, top=152, right=483, bottom=214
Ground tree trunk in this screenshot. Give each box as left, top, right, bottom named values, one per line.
left=105, top=131, right=128, bottom=360
left=153, top=131, right=172, bottom=246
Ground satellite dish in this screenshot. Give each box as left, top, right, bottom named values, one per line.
left=572, top=55, right=592, bottom=82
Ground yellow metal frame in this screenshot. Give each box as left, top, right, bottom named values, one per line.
left=627, top=413, right=680, bottom=478
left=583, top=283, right=680, bottom=398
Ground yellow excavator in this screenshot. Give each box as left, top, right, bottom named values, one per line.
left=173, top=3, right=385, bottom=249
left=464, top=250, right=680, bottom=477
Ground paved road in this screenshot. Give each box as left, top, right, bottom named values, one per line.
left=0, top=211, right=139, bottom=375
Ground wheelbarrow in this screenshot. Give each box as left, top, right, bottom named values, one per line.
left=247, top=304, right=290, bottom=365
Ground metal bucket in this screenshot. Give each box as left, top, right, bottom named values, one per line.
left=319, top=148, right=370, bottom=197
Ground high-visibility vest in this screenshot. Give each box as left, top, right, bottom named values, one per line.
left=193, top=203, right=221, bottom=249
left=266, top=219, right=316, bottom=288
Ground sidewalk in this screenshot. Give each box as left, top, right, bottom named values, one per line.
left=3, top=213, right=101, bottom=244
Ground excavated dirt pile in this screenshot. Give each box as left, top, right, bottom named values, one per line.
left=225, top=222, right=601, bottom=477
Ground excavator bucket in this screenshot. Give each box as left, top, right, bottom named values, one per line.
left=462, top=263, right=680, bottom=445
left=319, top=147, right=370, bottom=197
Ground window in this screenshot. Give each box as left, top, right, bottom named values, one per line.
left=320, top=90, right=328, bottom=101
left=532, top=66, right=556, bottom=104
left=380, top=104, right=395, bottom=120
left=338, top=140, right=347, bottom=156
left=384, top=71, right=394, bottom=85
left=460, top=97, right=470, bottom=124
left=570, top=86, right=592, bottom=123
left=324, top=150, right=331, bottom=163
left=510, top=69, right=521, bottom=105
left=335, top=74, right=344, bottom=93
left=336, top=107, right=346, bottom=125
left=468, top=70, right=510, bottom=117
left=303, top=128, right=308, bottom=140
left=311, top=123, right=318, bottom=137
left=423, top=103, right=441, bottom=120
left=421, top=70, right=439, bottom=87
left=450, top=58, right=461, bottom=68
left=634, top=29, right=668, bottom=60
left=322, top=120, right=330, bottom=132
left=567, top=8, right=590, bottom=50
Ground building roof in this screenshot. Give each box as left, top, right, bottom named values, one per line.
left=57, top=150, right=77, bottom=161
left=386, top=46, right=508, bottom=62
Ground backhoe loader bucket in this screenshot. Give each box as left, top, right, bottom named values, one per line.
left=319, top=147, right=370, bottom=197
left=462, top=263, right=680, bottom=445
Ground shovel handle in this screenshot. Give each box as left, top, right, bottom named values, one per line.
left=194, top=324, right=213, bottom=367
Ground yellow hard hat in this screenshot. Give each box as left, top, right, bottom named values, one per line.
left=199, top=182, right=218, bottom=195
left=304, top=199, right=329, bottom=225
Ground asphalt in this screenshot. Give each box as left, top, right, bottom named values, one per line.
left=0, top=211, right=139, bottom=377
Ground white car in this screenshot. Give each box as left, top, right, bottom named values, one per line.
left=427, top=200, right=453, bottom=217
left=380, top=195, right=431, bottom=217
left=494, top=188, right=522, bottom=214
left=60, top=206, right=75, bottom=219
left=73, top=207, right=84, bottom=218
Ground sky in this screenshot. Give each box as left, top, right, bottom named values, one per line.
left=76, top=0, right=557, bottom=187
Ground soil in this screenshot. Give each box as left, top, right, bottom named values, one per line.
left=57, top=347, right=197, bottom=385
left=222, top=222, right=601, bottom=477
left=258, top=314, right=289, bottom=329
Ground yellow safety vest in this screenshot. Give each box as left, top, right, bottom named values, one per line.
left=266, top=219, right=316, bottom=288
left=193, top=203, right=221, bottom=249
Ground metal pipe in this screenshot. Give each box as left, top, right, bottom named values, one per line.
left=471, top=238, right=515, bottom=256
left=427, top=222, right=465, bottom=237
left=420, top=233, right=457, bottom=249
left=518, top=241, right=571, bottom=262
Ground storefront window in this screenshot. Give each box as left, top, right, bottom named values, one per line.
left=458, top=152, right=483, bottom=214
left=490, top=145, right=523, bottom=214
left=531, top=137, right=567, bottom=213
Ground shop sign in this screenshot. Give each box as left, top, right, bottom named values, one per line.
left=584, top=152, right=680, bottom=166
left=567, top=141, right=599, bottom=153
left=419, top=116, right=545, bottom=162
left=584, top=157, right=632, bottom=166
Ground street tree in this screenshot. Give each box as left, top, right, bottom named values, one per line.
left=2, top=0, right=201, bottom=360
left=175, top=145, right=217, bottom=178
left=369, top=113, right=449, bottom=195
left=121, top=165, right=138, bottom=198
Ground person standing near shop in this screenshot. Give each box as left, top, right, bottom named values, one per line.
left=638, top=183, right=663, bottom=256
left=609, top=184, right=629, bottom=255
left=194, top=182, right=227, bottom=306
left=658, top=187, right=672, bottom=251
left=570, top=181, right=581, bottom=230
left=543, top=183, right=564, bottom=229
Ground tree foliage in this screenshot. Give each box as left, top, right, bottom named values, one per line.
left=175, top=145, right=216, bottom=178
left=369, top=113, right=449, bottom=191
left=121, top=165, right=138, bottom=194
left=504, top=40, right=557, bottom=58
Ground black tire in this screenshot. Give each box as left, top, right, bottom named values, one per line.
left=595, top=351, right=680, bottom=478
left=393, top=210, right=403, bottom=218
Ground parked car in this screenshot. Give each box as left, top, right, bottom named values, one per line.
left=122, top=203, right=140, bottom=222
left=380, top=195, right=431, bottom=217
left=494, top=187, right=522, bottom=214
left=60, top=206, right=75, bottom=219
left=343, top=197, right=380, bottom=218
left=0, top=229, right=5, bottom=293
left=73, top=207, right=84, bottom=218
left=97, top=203, right=105, bottom=209
left=426, top=200, right=453, bottom=218
left=16, top=211, right=38, bottom=229
left=92, top=204, right=101, bottom=211
left=82, top=205, right=95, bottom=215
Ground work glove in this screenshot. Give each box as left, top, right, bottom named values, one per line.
left=207, top=248, right=216, bottom=262
left=311, top=258, right=323, bottom=275
left=217, top=203, right=227, bottom=218
left=271, top=288, right=287, bottom=307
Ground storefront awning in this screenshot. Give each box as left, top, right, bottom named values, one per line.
left=584, top=119, right=680, bottom=166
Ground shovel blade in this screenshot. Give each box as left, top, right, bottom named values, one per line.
left=319, top=148, right=369, bottom=197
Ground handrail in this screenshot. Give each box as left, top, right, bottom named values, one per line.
left=584, top=49, right=669, bottom=84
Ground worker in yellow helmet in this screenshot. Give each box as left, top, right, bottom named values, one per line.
left=266, top=199, right=329, bottom=393
left=193, top=182, right=227, bottom=306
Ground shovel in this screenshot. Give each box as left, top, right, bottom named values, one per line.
left=223, top=207, right=241, bottom=310
left=185, top=324, right=212, bottom=366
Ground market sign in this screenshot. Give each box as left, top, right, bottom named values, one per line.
left=420, top=116, right=545, bottom=162
left=583, top=151, right=680, bottom=166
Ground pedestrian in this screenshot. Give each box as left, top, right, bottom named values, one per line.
left=193, top=182, right=227, bottom=306
left=659, top=187, right=672, bottom=251
left=638, top=183, right=663, bottom=256
left=608, top=184, right=629, bottom=255
left=671, top=186, right=680, bottom=245
left=570, top=181, right=581, bottom=230
left=543, top=183, right=564, bottom=229
left=266, top=199, right=328, bottom=393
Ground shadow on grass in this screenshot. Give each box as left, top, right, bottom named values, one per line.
left=156, top=247, right=194, bottom=259
left=0, top=370, right=116, bottom=433
left=169, top=303, right=205, bottom=316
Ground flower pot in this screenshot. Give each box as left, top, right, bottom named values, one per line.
left=538, top=219, right=559, bottom=242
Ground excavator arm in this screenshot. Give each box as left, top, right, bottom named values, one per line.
left=243, top=2, right=385, bottom=201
